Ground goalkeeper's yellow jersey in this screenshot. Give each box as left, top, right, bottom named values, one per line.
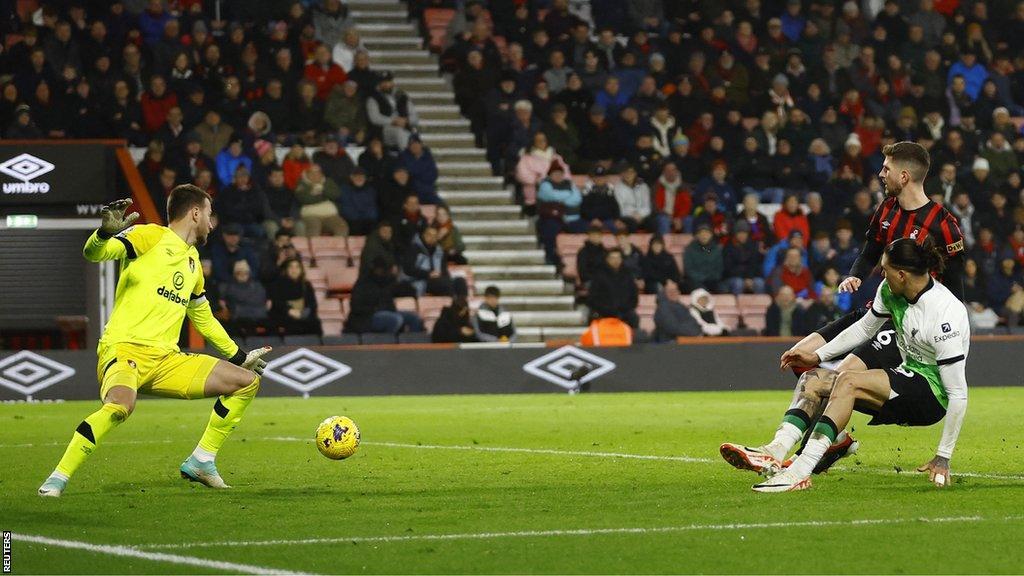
left=83, top=224, right=239, bottom=359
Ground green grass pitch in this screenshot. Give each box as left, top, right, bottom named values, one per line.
left=2, top=389, right=1023, bottom=574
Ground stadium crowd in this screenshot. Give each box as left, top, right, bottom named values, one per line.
left=2, top=0, right=1024, bottom=338
left=435, top=0, right=1024, bottom=334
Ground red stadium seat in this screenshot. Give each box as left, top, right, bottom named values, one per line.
left=395, top=297, right=418, bottom=313
left=737, top=294, right=772, bottom=308
left=321, top=319, right=343, bottom=336
left=326, top=267, right=359, bottom=294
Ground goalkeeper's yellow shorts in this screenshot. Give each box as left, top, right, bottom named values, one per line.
left=96, top=342, right=218, bottom=401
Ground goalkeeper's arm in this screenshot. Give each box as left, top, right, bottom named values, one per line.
left=187, top=296, right=271, bottom=374
left=83, top=199, right=143, bottom=262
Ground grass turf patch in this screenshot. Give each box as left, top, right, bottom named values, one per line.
left=2, top=389, right=1023, bottom=574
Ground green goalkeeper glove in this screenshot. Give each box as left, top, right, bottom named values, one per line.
left=99, top=198, right=140, bottom=238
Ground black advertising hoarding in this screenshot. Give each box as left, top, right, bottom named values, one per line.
left=0, top=142, right=115, bottom=208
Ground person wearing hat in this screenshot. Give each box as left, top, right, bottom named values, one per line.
left=536, top=159, right=584, bottom=264
left=324, top=79, right=368, bottom=145
left=683, top=222, right=724, bottom=293
left=516, top=131, right=571, bottom=208
left=398, top=135, right=441, bottom=205
left=963, top=156, right=992, bottom=202
left=367, top=69, right=419, bottom=149
left=215, top=136, right=253, bottom=187
left=5, top=103, right=44, bottom=139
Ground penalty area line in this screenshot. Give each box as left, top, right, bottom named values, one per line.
left=13, top=533, right=316, bottom=575
left=138, top=515, right=1018, bottom=550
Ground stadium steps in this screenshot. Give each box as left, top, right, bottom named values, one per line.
left=352, top=0, right=586, bottom=341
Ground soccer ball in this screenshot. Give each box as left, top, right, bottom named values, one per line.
left=315, top=416, right=360, bottom=460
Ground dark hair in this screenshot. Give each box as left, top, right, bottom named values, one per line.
left=167, top=184, right=211, bottom=222
left=882, top=141, right=930, bottom=182
left=884, top=236, right=945, bottom=275
left=484, top=286, right=501, bottom=297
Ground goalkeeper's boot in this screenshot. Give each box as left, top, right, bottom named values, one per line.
left=38, top=475, right=67, bottom=498
left=180, top=455, right=231, bottom=489
left=719, top=443, right=783, bottom=475
left=781, top=431, right=859, bottom=474
left=752, top=468, right=812, bottom=493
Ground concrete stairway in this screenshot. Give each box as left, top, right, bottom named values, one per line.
left=350, top=0, right=586, bottom=342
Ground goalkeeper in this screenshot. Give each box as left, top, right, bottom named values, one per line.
left=39, top=186, right=272, bottom=497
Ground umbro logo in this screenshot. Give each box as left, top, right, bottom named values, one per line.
left=522, top=345, right=616, bottom=391
left=263, top=348, right=351, bottom=397
left=0, top=153, right=55, bottom=194
left=0, top=351, right=75, bottom=398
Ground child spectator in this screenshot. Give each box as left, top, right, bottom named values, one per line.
left=269, top=259, right=321, bottom=336
left=431, top=205, right=467, bottom=265
left=474, top=286, right=517, bottom=342
left=688, top=288, right=730, bottom=336
left=641, top=236, right=681, bottom=295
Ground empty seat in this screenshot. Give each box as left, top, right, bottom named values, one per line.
left=395, top=297, right=418, bottom=313
left=310, top=236, right=349, bottom=258
left=737, top=294, right=772, bottom=308
left=326, top=267, right=359, bottom=293
left=283, top=334, right=322, bottom=346
left=743, top=313, right=767, bottom=333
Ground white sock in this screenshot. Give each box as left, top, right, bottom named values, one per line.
left=787, top=433, right=831, bottom=478
left=49, top=470, right=69, bottom=482
left=764, top=422, right=804, bottom=461
left=191, top=446, right=216, bottom=463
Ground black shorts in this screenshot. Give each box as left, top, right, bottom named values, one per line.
left=816, top=309, right=902, bottom=370
left=862, top=367, right=947, bottom=427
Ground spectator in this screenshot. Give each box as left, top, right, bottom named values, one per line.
left=314, top=135, right=357, bottom=191
left=692, top=193, right=733, bottom=244
left=6, top=103, right=44, bottom=139
left=194, top=109, right=234, bottom=161
left=454, top=50, right=498, bottom=144
left=393, top=194, right=429, bottom=255
left=588, top=249, right=640, bottom=328
left=517, top=132, right=571, bottom=209
left=347, top=256, right=424, bottom=335
left=337, top=168, right=379, bottom=236
left=979, top=132, right=1019, bottom=185
left=581, top=165, right=622, bottom=230
left=979, top=190, right=1015, bottom=243
left=688, top=289, right=730, bottom=337
left=378, top=166, right=415, bottom=221
left=815, top=266, right=853, bottom=313
left=963, top=258, right=999, bottom=329
left=536, top=161, right=585, bottom=264
left=970, top=227, right=1003, bottom=279
left=799, top=288, right=844, bottom=335
left=431, top=205, right=467, bottom=266
left=367, top=70, right=418, bottom=149
left=544, top=103, right=581, bottom=171
left=215, top=138, right=254, bottom=194
left=304, top=44, right=348, bottom=102
left=683, top=224, right=724, bottom=293
left=735, top=193, right=774, bottom=247
left=281, top=144, right=313, bottom=190
left=140, top=75, right=178, bottom=134
left=269, top=259, right=321, bottom=336
left=209, top=223, right=260, bottom=284
left=721, top=221, right=766, bottom=295
left=333, top=29, right=364, bottom=73
left=259, top=230, right=300, bottom=284
left=324, top=80, right=368, bottom=144
left=431, top=297, right=479, bottom=343
left=614, top=165, right=652, bottom=232
left=653, top=287, right=703, bottom=339
left=358, top=137, right=396, bottom=184
left=397, top=136, right=440, bottom=205
left=652, top=162, right=692, bottom=235
left=774, top=194, right=811, bottom=241
left=220, top=259, right=269, bottom=336
left=473, top=286, right=516, bottom=342
left=360, top=221, right=398, bottom=274
left=641, top=236, right=681, bottom=294
left=401, top=227, right=452, bottom=297
left=694, top=160, right=738, bottom=213
left=769, top=247, right=817, bottom=299
left=314, top=0, right=352, bottom=48
left=735, top=136, right=779, bottom=202
left=292, top=80, right=324, bottom=144
left=765, top=285, right=806, bottom=336
left=295, top=164, right=348, bottom=237
left=214, top=166, right=274, bottom=239
left=616, top=230, right=643, bottom=281
left=987, top=257, right=1024, bottom=331
left=577, top=225, right=608, bottom=287
left=173, top=133, right=216, bottom=185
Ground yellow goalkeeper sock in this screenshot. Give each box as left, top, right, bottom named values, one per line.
left=196, top=375, right=260, bottom=458
left=54, top=402, right=130, bottom=478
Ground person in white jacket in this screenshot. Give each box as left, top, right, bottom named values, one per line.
left=688, top=289, right=730, bottom=336
left=613, top=165, right=652, bottom=232
left=722, top=237, right=969, bottom=492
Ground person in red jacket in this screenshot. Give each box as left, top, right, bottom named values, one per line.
left=652, top=162, right=692, bottom=235
left=772, top=193, right=810, bottom=241
left=769, top=246, right=817, bottom=299
left=140, top=74, right=178, bottom=134
left=303, top=44, right=348, bottom=101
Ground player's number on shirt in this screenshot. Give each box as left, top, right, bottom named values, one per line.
left=872, top=329, right=896, bottom=349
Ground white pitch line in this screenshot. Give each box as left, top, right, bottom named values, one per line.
left=14, top=533, right=316, bottom=575
left=139, top=515, right=1020, bottom=550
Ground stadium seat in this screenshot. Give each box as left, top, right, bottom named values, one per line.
left=639, top=314, right=656, bottom=336
left=395, top=297, right=418, bottom=313
left=361, top=333, right=397, bottom=345
left=398, top=332, right=432, bottom=344
left=310, top=236, right=349, bottom=258
left=322, top=334, right=360, bottom=345
left=712, top=294, right=738, bottom=308
left=742, top=312, right=767, bottom=334
left=737, top=294, right=772, bottom=308
left=306, top=268, right=328, bottom=290
left=282, top=335, right=322, bottom=346
left=326, top=267, right=359, bottom=294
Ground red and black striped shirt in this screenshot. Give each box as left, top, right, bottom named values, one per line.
left=850, top=197, right=965, bottom=300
